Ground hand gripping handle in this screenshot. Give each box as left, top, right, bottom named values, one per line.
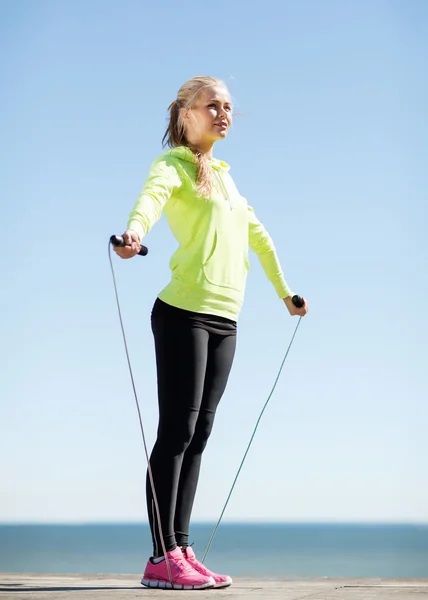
left=110, top=235, right=148, bottom=256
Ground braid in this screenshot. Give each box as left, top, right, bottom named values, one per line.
left=191, top=148, right=213, bottom=198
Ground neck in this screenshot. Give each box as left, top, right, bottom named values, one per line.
left=186, top=139, right=214, bottom=159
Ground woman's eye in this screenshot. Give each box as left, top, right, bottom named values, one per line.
left=207, top=103, right=232, bottom=112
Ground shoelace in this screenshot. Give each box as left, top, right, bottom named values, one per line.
left=174, top=555, right=197, bottom=575
left=189, top=556, right=204, bottom=570
left=184, top=551, right=209, bottom=574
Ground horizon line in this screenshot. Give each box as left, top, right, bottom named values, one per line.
left=1, top=520, right=427, bottom=526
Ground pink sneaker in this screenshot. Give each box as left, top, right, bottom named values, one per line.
left=183, top=546, right=233, bottom=589
left=141, top=546, right=215, bottom=590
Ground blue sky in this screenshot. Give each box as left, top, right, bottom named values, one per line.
left=1, top=0, right=427, bottom=524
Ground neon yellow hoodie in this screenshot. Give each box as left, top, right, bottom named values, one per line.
left=127, top=146, right=291, bottom=321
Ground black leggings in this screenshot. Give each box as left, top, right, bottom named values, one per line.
left=147, top=299, right=237, bottom=556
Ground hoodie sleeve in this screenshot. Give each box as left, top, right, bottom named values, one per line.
left=248, top=205, right=292, bottom=299
left=127, top=155, right=182, bottom=241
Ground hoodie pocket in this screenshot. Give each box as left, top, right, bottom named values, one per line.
left=203, top=231, right=249, bottom=291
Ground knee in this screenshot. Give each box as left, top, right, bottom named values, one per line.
left=157, top=414, right=198, bottom=455
left=188, top=412, right=216, bottom=454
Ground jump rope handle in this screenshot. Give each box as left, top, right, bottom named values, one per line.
left=110, top=235, right=148, bottom=256
left=292, top=295, right=305, bottom=308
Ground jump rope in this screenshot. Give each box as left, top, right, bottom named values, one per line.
left=108, top=234, right=304, bottom=585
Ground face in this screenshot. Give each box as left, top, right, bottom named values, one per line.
left=183, top=84, right=233, bottom=147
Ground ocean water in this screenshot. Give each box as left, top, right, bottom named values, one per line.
left=0, top=523, right=427, bottom=578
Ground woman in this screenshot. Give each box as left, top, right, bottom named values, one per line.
left=114, top=76, right=308, bottom=590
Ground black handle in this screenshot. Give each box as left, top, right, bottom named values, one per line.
left=292, top=295, right=304, bottom=309
left=110, top=235, right=148, bottom=256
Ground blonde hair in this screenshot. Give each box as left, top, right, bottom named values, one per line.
left=162, top=76, right=228, bottom=198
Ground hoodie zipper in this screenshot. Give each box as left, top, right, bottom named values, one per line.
left=213, top=169, right=233, bottom=211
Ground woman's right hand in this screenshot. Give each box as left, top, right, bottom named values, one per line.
left=113, top=229, right=142, bottom=259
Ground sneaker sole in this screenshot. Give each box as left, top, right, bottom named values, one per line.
left=141, top=578, right=215, bottom=590
left=213, top=580, right=232, bottom=588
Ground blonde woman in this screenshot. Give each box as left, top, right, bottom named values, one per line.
left=114, top=76, right=308, bottom=590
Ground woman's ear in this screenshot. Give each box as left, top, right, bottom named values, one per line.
left=180, top=107, right=189, bottom=125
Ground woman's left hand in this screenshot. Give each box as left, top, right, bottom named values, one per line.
left=283, top=295, right=308, bottom=317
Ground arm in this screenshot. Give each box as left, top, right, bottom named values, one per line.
left=248, top=205, right=292, bottom=299
left=127, top=155, right=182, bottom=242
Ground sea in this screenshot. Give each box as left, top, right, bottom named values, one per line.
left=1, top=523, right=427, bottom=578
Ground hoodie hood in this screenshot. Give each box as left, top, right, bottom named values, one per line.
left=165, top=145, right=230, bottom=172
